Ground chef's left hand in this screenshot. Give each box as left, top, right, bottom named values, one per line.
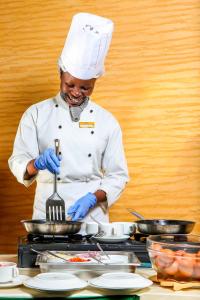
left=67, top=193, right=97, bottom=221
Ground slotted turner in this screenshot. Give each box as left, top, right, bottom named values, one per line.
left=46, top=139, right=65, bottom=222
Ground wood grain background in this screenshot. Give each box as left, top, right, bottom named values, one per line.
left=0, top=0, right=200, bottom=253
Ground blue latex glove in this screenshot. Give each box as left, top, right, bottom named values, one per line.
left=34, top=148, right=61, bottom=174
left=68, top=193, right=97, bottom=221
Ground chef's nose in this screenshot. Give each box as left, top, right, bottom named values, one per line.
left=71, top=87, right=81, bottom=97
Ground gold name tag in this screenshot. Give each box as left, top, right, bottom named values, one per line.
left=79, top=122, right=95, bottom=128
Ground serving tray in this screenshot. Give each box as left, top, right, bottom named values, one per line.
left=35, top=250, right=141, bottom=278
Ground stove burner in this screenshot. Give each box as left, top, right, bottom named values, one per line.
left=133, top=233, right=149, bottom=242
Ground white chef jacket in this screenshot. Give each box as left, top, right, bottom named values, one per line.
left=8, top=93, right=129, bottom=224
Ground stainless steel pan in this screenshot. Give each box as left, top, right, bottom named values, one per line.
left=21, top=219, right=82, bottom=235
left=127, top=209, right=195, bottom=235
left=135, top=219, right=195, bottom=234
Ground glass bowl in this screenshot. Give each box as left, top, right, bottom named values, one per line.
left=147, top=234, right=200, bottom=282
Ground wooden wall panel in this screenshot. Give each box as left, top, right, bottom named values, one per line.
left=0, top=0, right=200, bottom=253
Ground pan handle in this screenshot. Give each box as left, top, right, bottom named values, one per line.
left=126, top=208, right=145, bottom=220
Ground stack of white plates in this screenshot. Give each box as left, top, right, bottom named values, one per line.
left=23, top=272, right=87, bottom=292
left=89, top=272, right=153, bottom=290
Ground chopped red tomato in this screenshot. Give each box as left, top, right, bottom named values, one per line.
left=68, top=257, right=90, bottom=262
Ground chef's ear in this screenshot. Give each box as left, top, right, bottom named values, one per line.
left=59, top=68, right=63, bottom=79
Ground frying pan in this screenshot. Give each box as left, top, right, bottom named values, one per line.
left=21, top=219, right=82, bottom=235
left=127, top=209, right=195, bottom=235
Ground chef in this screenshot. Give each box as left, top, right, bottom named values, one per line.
left=8, top=12, right=129, bottom=223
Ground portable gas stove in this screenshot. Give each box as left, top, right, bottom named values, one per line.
left=18, top=233, right=150, bottom=268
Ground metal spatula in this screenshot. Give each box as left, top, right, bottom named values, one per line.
left=46, top=139, right=65, bottom=222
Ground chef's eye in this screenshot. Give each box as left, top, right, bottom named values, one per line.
left=66, top=83, right=74, bottom=88
left=81, top=86, right=90, bottom=91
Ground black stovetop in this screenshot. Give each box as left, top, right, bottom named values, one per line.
left=18, top=233, right=150, bottom=268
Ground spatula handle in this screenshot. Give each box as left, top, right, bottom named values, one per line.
left=54, top=139, right=60, bottom=193
left=55, top=139, right=60, bottom=156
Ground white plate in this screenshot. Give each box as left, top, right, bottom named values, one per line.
left=0, top=275, right=29, bottom=288
left=89, top=272, right=153, bottom=290
left=23, top=272, right=87, bottom=292
left=92, top=235, right=129, bottom=243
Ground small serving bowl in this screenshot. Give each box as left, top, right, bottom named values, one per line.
left=147, top=234, right=200, bottom=282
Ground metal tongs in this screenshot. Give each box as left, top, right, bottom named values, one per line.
left=31, top=247, right=109, bottom=266
left=96, top=243, right=110, bottom=260
left=31, top=248, right=70, bottom=263
left=87, top=251, right=108, bottom=265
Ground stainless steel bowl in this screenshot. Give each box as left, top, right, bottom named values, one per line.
left=21, top=219, right=82, bottom=235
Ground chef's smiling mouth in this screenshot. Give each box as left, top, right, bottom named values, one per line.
left=63, top=93, right=86, bottom=106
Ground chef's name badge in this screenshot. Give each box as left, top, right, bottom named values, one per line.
left=79, top=122, right=95, bottom=128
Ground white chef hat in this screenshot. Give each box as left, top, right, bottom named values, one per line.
left=58, top=12, right=114, bottom=80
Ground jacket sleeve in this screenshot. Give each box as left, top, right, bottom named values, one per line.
left=99, top=122, right=129, bottom=207
left=8, top=107, right=39, bottom=187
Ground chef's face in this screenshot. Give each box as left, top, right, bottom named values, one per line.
left=60, top=71, right=96, bottom=106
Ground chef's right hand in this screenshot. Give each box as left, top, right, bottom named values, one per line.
left=34, top=148, right=61, bottom=174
